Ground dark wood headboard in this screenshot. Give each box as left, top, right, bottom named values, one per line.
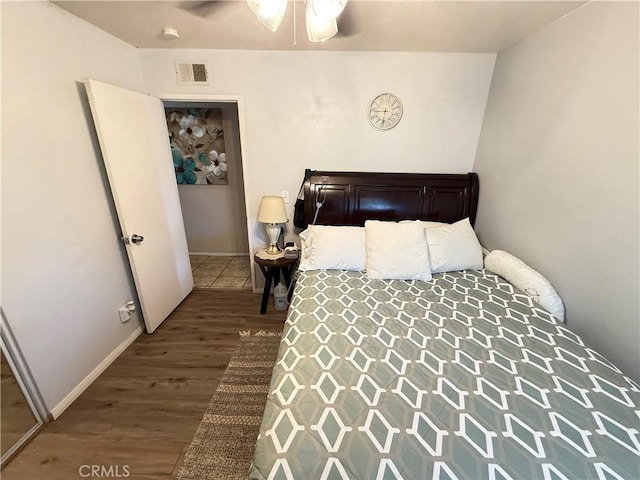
left=303, top=171, right=478, bottom=228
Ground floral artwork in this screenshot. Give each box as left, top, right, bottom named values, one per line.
left=165, top=108, right=227, bottom=185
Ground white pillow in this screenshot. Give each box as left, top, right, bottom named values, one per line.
left=485, top=250, right=565, bottom=321
left=365, top=220, right=432, bottom=281
left=426, top=218, right=483, bottom=273
left=298, top=225, right=366, bottom=271
left=422, top=221, right=448, bottom=229
left=400, top=220, right=448, bottom=229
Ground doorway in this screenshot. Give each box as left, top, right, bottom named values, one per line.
left=162, top=100, right=250, bottom=290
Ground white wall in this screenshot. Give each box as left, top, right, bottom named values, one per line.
left=140, top=49, right=495, bottom=282
left=473, top=2, right=639, bottom=380
left=1, top=2, right=146, bottom=412
left=168, top=103, right=249, bottom=255
left=1, top=3, right=495, bottom=412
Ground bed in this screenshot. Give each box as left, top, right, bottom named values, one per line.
left=249, top=171, right=640, bottom=480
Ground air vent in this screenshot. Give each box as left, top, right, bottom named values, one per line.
left=175, top=61, right=209, bottom=85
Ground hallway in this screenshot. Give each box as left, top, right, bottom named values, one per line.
left=190, top=255, right=251, bottom=289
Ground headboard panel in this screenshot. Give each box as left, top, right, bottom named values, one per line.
left=303, top=171, right=478, bottom=227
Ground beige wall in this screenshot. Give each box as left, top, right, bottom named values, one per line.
left=473, top=2, right=639, bottom=380
left=1, top=5, right=495, bottom=410
left=140, top=49, right=496, bottom=288
left=139, top=50, right=496, bottom=251
left=169, top=103, right=249, bottom=255
left=9, top=0, right=635, bottom=415
left=1, top=2, right=145, bottom=410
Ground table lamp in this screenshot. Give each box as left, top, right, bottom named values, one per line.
left=257, top=196, right=288, bottom=255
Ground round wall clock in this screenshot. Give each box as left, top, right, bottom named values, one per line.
left=368, top=93, right=403, bottom=131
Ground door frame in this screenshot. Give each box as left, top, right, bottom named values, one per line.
left=153, top=93, right=255, bottom=292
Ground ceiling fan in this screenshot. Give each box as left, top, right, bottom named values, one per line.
left=248, top=0, right=347, bottom=42
left=181, top=0, right=349, bottom=43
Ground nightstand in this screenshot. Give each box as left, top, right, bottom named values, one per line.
left=254, top=251, right=298, bottom=314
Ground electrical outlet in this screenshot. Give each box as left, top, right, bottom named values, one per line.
left=118, top=306, right=131, bottom=323
left=118, top=300, right=136, bottom=323
left=281, top=190, right=290, bottom=203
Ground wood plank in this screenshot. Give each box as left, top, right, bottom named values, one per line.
left=1, top=290, right=286, bottom=479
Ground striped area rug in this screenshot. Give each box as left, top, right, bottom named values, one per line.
left=175, top=331, right=282, bottom=480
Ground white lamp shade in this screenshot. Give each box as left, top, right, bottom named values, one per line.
left=306, top=1, right=338, bottom=42
left=257, top=196, right=288, bottom=223
left=247, top=0, right=288, bottom=32
left=311, top=0, right=347, bottom=20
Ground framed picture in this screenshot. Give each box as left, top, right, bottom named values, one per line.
left=165, top=107, right=227, bottom=185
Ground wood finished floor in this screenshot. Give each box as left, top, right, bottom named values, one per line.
left=2, top=290, right=286, bottom=480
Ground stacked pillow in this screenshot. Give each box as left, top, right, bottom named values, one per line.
left=297, top=220, right=564, bottom=321
left=298, top=225, right=366, bottom=271
left=364, top=220, right=432, bottom=281
left=422, top=218, right=484, bottom=273
left=299, top=218, right=484, bottom=280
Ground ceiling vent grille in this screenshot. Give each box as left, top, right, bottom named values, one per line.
left=175, top=61, right=209, bottom=85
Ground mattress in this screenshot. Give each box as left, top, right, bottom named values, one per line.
left=249, top=269, right=640, bottom=479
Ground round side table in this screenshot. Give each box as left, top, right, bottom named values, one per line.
left=254, top=252, right=298, bottom=314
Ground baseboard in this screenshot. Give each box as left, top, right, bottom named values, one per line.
left=50, top=325, right=143, bottom=419
left=189, top=252, right=249, bottom=257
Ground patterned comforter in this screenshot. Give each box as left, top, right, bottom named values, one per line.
left=249, top=270, right=640, bottom=479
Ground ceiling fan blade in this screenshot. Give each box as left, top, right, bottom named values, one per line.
left=336, top=3, right=356, bottom=38
left=178, top=1, right=224, bottom=18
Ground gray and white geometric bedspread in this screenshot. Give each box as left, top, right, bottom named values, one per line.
left=249, top=270, right=640, bottom=480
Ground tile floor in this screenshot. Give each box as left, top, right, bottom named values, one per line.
left=190, top=255, right=252, bottom=289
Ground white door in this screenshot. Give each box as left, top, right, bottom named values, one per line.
left=85, top=79, right=193, bottom=333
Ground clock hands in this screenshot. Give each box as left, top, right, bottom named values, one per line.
left=375, top=107, right=389, bottom=120
left=369, top=93, right=402, bottom=130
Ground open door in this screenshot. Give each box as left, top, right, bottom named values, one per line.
left=85, top=79, right=193, bottom=333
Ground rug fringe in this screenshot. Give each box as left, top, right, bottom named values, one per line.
left=239, top=330, right=281, bottom=337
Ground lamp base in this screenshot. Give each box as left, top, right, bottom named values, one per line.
left=264, top=223, right=282, bottom=255
left=265, top=243, right=281, bottom=255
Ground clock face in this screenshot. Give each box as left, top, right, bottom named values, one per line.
left=368, top=93, right=403, bottom=130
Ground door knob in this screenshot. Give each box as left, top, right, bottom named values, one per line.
left=123, top=234, right=144, bottom=245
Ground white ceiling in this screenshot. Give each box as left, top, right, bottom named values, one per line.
left=53, top=0, right=585, bottom=52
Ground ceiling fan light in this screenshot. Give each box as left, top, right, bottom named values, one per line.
left=306, top=1, right=338, bottom=42
left=311, top=0, right=347, bottom=20
left=247, top=0, right=288, bottom=32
